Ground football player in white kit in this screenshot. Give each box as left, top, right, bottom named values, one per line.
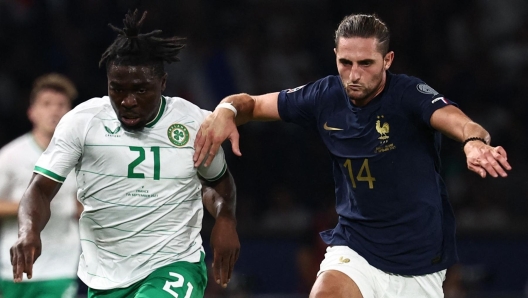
left=0, top=73, right=80, bottom=298
left=10, top=10, right=240, bottom=298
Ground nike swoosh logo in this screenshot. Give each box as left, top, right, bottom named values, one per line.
left=323, top=122, right=344, bottom=131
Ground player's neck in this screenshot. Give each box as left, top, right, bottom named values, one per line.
left=31, top=129, right=53, bottom=151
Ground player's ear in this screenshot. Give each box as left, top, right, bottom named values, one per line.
left=384, top=51, right=394, bottom=70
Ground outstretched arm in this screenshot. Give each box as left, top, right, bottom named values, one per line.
left=430, top=105, right=511, bottom=178
left=11, top=173, right=61, bottom=282
left=193, top=92, right=280, bottom=167
left=201, top=169, right=239, bottom=288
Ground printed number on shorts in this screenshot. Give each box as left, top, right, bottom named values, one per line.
left=128, top=146, right=161, bottom=180
left=343, top=158, right=376, bottom=189
left=163, top=272, right=194, bottom=298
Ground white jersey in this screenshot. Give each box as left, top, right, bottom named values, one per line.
left=0, top=133, right=79, bottom=281
left=34, top=96, right=227, bottom=290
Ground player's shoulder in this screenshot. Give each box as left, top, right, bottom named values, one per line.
left=164, top=96, right=211, bottom=120
left=0, top=133, right=33, bottom=156
left=71, top=97, right=111, bottom=114
left=388, top=72, right=432, bottom=93
left=164, top=96, right=206, bottom=112
left=322, top=75, right=342, bottom=84
left=311, top=75, right=342, bottom=91
left=386, top=72, right=445, bottom=110
left=61, top=96, right=112, bottom=124
left=313, top=75, right=345, bottom=103
left=283, top=76, right=342, bottom=103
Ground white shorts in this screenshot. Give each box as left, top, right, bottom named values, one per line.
left=317, top=246, right=446, bottom=298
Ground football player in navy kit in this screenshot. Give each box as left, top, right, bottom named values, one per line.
left=193, top=14, right=511, bottom=298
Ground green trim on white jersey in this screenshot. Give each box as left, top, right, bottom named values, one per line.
left=34, top=166, right=66, bottom=182
left=145, top=96, right=167, bottom=128
left=201, top=163, right=227, bottom=182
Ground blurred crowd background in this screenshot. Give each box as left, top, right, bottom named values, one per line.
left=1, top=0, right=528, bottom=297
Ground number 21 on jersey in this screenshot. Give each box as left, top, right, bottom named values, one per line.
left=343, top=158, right=376, bottom=189
left=128, top=146, right=161, bottom=180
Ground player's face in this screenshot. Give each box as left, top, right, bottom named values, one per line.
left=335, top=37, right=394, bottom=106
left=107, top=64, right=167, bottom=130
left=28, top=89, right=71, bottom=136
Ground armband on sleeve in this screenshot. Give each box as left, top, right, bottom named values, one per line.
left=197, top=146, right=227, bottom=181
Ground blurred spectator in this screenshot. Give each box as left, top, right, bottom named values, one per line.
left=0, top=73, right=80, bottom=298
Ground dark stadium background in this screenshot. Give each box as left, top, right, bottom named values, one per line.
left=1, top=0, right=527, bottom=297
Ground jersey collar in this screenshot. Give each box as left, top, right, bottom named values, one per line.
left=145, top=96, right=166, bottom=128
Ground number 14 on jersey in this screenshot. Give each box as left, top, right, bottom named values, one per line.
left=343, top=158, right=376, bottom=189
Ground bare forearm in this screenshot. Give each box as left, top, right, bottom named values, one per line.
left=0, top=200, right=19, bottom=217
left=213, top=174, right=236, bottom=220
left=202, top=172, right=236, bottom=221
left=220, top=92, right=280, bottom=125
left=461, top=121, right=491, bottom=144
left=18, top=190, right=51, bottom=235
left=220, top=93, right=257, bottom=126
left=203, top=170, right=240, bottom=288
left=203, top=189, right=236, bottom=221
left=431, top=105, right=491, bottom=143
left=17, top=174, right=60, bottom=235
left=430, top=106, right=510, bottom=178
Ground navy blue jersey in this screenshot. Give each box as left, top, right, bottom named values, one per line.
left=277, top=72, right=458, bottom=275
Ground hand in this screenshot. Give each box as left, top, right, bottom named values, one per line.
left=10, top=232, right=42, bottom=282
left=194, top=109, right=241, bottom=168
left=464, top=141, right=511, bottom=178
left=210, top=216, right=240, bottom=288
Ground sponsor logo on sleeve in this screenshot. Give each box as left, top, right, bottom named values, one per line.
left=416, top=83, right=439, bottom=96
left=286, top=85, right=306, bottom=93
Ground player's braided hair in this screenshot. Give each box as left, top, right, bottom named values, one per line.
left=99, top=9, right=186, bottom=77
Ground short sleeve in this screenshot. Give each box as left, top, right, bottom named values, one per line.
left=197, top=146, right=227, bottom=181
left=188, top=101, right=227, bottom=181
left=34, top=110, right=87, bottom=183
left=401, top=82, right=458, bottom=127
left=277, top=80, right=324, bottom=129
